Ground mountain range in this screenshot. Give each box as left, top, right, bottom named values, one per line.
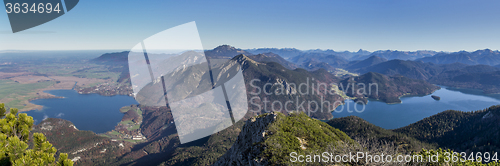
left=290, top=52, right=349, bottom=68
left=365, top=50, right=438, bottom=61
left=245, top=47, right=439, bottom=61
left=56, top=45, right=500, bottom=165
left=347, top=59, right=500, bottom=93
left=417, top=49, right=500, bottom=66
left=93, top=46, right=439, bottom=118
left=93, top=46, right=500, bottom=95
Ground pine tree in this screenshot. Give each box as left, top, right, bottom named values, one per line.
left=0, top=103, right=74, bottom=166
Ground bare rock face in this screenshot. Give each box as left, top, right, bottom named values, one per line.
left=213, top=112, right=278, bottom=166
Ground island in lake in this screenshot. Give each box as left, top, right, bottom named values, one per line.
left=431, top=95, right=441, bottom=100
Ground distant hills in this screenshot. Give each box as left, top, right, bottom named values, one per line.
left=89, top=51, right=131, bottom=84
left=245, top=48, right=303, bottom=59
left=365, top=50, right=438, bottom=61
left=345, top=55, right=388, bottom=70
left=428, top=65, right=500, bottom=93
left=348, top=59, right=500, bottom=93
left=246, top=48, right=372, bottom=60
left=90, top=51, right=129, bottom=64
left=246, top=47, right=500, bottom=69
left=352, top=59, right=466, bottom=80
left=290, top=52, right=349, bottom=68
left=245, top=48, right=439, bottom=61
left=417, top=49, right=500, bottom=66
left=92, top=46, right=500, bottom=68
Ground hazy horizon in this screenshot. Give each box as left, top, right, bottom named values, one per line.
left=0, top=46, right=497, bottom=53
left=2, top=1, right=500, bottom=52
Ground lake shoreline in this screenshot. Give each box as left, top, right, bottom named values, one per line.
left=331, top=85, right=500, bottom=129
left=26, top=89, right=138, bottom=133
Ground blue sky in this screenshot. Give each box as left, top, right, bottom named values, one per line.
left=1, top=0, right=500, bottom=52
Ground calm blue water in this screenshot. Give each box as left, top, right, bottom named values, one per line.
left=27, top=86, right=500, bottom=133
left=333, top=86, right=500, bottom=129
left=27, top=90, right=138, bottom=134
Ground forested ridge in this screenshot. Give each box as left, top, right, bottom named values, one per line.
left=395, top=105, right=500, bottom=152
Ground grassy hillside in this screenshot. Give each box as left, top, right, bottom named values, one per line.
left=258, top=112, right=354, bottom=164
left=214, top=112, right=356, bottom=165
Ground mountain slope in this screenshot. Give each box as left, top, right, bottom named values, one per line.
left=327, top=116, right=435, bottom=152
left=248, top=52, right=299, bottom=70
left=341, top=72, right=440, bottom=104
left=354, top=59, right=468, bottom=80
left=32, top=118, right=133, bottom=165
left=214, top=112, right=355, bottom=165
left=90, top=51, right=129, bottom=64
left=428, top=66, right=500, bottom=93
left=90, top=51, right=131, bottom=84
left=238, top=54, right=343, bottom=120
left=394, top=105, right=500, bottom=152
left=351, top=59, right=500, bottom=93
left=345, top=55, right=388, bottom=70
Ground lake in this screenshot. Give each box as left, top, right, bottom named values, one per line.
left=27, top=86, right=500, bottom=133
left=27, top=90, right=138, bottom=134
left=333, top=86, right=500, bottom=129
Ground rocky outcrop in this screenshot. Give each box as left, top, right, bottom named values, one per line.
left=214, top=112, right=356, bottom=165
left=213, top=112, right=278, bottom=166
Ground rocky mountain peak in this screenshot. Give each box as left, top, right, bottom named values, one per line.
left=213, top=45, right=238, bottom=52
